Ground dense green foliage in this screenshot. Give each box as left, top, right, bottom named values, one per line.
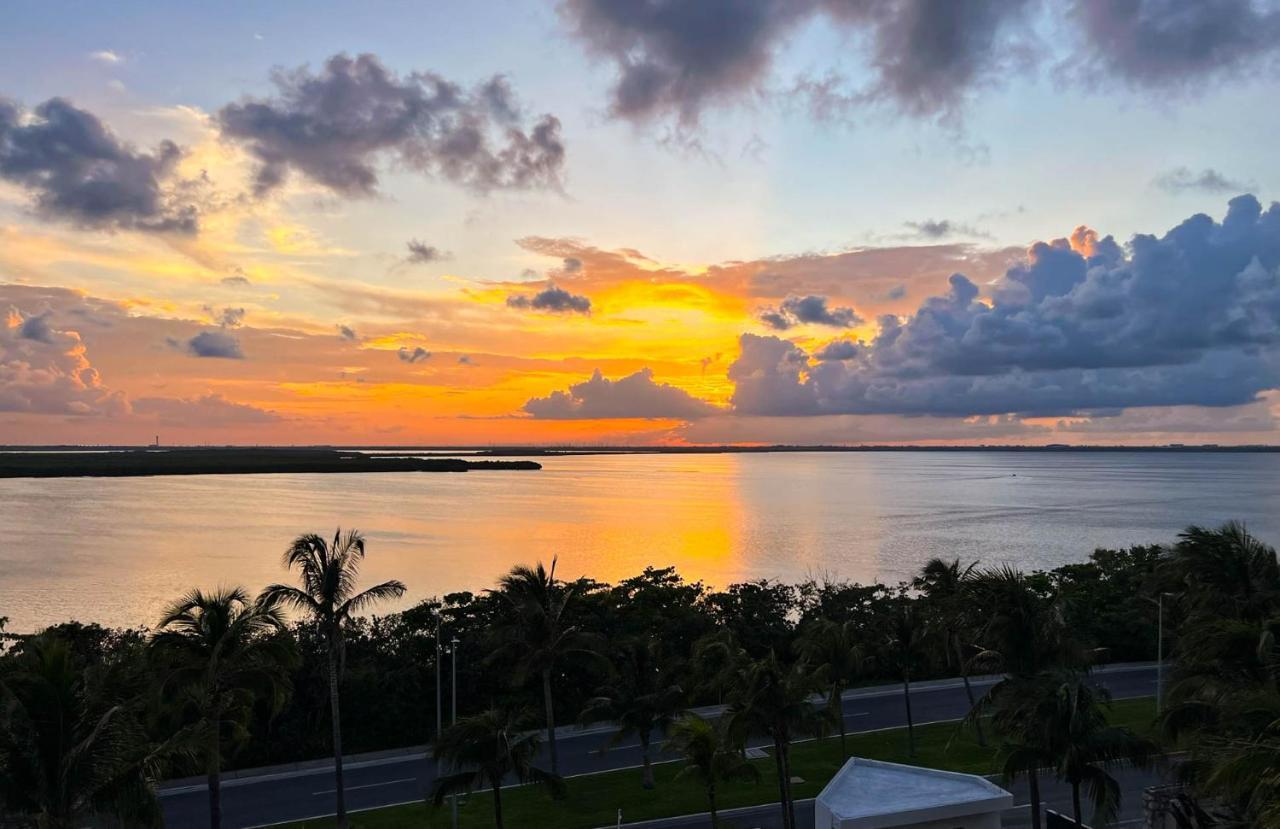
left=2, top=526, right=1270, bottom=827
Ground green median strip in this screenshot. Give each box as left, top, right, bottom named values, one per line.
left=275, top=696, right=1157, bottom=829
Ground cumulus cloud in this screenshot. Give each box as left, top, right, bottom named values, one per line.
left=730, top=196, right=1280, bottom=418
left=0, top=306, right=128, bottom=416
left=398, top=346, right=430, bottom=363
left=88, top=50, right=123, bottom=65
left=523, top=368, right=719, bottom=419
left=185, top=330, right=244, bottom=359
left=759, top=294, right=860, bottom=330
left=1155, top=167, right=1250, bottom=194
left=0, top=97, right=197, bottom=233
left=204, top=306, right=245, bottom=328
left=506, top=283, right=592, bottom=314
left=405, top=239, right=450, bottom=264
left=217, top=53, right=566, bottom=197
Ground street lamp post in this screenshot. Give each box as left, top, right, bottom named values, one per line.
left=435, top=615, right=443, bottom=739
left=1154, top=592, right=1175, bottom=714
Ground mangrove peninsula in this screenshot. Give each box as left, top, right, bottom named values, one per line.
left=0, top=448, right=541, bottom=478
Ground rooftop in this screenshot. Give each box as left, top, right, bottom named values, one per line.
left=817, top=757, right=1014, bottom=828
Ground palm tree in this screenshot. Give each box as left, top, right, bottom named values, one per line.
left=916, top=557, right=986, bottom=746
left=0, top=633, right=183, bottom=828
left=666, top=713, right=759, bottom=828
left=489, top=557, right=600, bottom=777
left=259, top=528, right=406, bottom=829
left=431, top=708, right=564, bottom=829
left=883, top=598, right=926, bottom=757
left=579, top=638, right=685, bottom=789
left=722, top=650, right=823, bottom=829
left=796, top=618, right=869, bottom=757
left=150, top=586, right=295, bottom=829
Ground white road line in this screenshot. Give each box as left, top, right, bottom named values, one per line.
left=312, top=777, right=416, bottom=796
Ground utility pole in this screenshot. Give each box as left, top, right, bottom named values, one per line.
left=451, top=635, right=460, bottom=829
left=435, top=616, right=442, bottom=739
left=1156, top=593, right=1165, bottom=714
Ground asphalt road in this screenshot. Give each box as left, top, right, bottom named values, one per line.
left=159, top=663, right=1157, bottom=828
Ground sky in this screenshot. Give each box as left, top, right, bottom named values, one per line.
left=2, top=0, right=1280, bottom=446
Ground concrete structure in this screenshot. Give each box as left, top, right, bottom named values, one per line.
left=815, top=757, right=1014, bottom=829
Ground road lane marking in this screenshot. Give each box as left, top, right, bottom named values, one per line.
left=312, top=777, right=416, bottom=796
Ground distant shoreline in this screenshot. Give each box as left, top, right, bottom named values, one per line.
left=0, top=448, right=541, bottom=478
left=2, top=443, right=1277, bottom=455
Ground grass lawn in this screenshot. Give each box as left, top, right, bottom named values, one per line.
left=277, top=696, right=1157, bottom=829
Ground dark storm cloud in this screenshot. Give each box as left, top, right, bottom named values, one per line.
left=185, top=331, right=244, bottom=359
left=0, top=97, right=197, bottom=233
left=759, top=294, right=860, bottom=329
left=398, top=346, right=430, bottom=363
left=1155, top=167, right=1250, bottom=194
left=1072, top=0, right=1280, bottom=87
left=730, top=196, right=1280, bottom=418
left=561, top=0, right=1279, bottom=125
left=523, top=368, right=719, bottom=419
left=405, top=239, right=451, bottom=264
left=506, top=283, right=592, bottom=314
left=217, top=53, right=566, bottom=197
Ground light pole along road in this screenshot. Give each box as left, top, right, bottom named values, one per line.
left=158, top=663, right=1159, bottom=829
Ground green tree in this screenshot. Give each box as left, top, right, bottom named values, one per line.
left=665, top=713, right=759, bottom=828
left=579, top=638, right=685, bottom=789
left=260, top=528, right=406, bottom=829
left=916, top=557, right=985, bottom=746
left=721, top=650, right=823, bottom=829
left=150, top=586, right=296, bottom=829
left=489, top=557, right=600, bottom=777
left=796, top=618, right=869, bottom=757
left=882, top=597, right=927, bottom=757
left=0, top=633, right=181, bottom=828
left=430, top=708, right=564, bottom=829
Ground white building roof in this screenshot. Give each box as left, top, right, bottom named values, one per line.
left=816, top=757, right=1014, bottom=829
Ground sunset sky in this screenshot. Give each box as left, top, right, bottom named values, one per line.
left=3, top=0, right=1280, bottom=445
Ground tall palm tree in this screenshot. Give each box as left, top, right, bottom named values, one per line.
left=722, top=650, right=823, bottom=829
left=796, top=618, right=869, bottom=757
left=489, top=557, right=600, bottom=777
left=579, top=638, right=685, bottom=789
left=665, top=713, right=759, bottom=828
left=150, top=586, right=295, bottom=829
left=0, top=633, right=183, bottom=828
left=431, top=708, right=564, bottom=829
left=259, top=528, right=406, bottom=829
left=916, top=557, right=986, bottom=746
left=883, top=598, right=926, bottom=757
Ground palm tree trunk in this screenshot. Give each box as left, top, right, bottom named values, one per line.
left=780, top=738, right=797, bottom=829
left=707, top=780, right=719, bottom=828
left=207, top=723, right=222, bottom=829
left=1071, top=781, right=1083, bottom=826
left=1028, top=767, right=1043, bottom=829
left=836, top=687, right=848, bottom=757
left=902, top=671, right=916, bottom=757
left=772, top=734, right=793, bottom=829
left=640, top=732, right=655, bottom=789
left=541, top=667, right=559, bottom=775
left=953, top=635, right=985, bottom=747
left=492, top=779, right=504, bottom=829
left=328, top=647, right=348, bottom=829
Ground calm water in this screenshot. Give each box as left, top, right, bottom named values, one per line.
left=2, top=451, right=1278, bottom=632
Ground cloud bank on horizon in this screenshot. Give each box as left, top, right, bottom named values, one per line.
left=0, top=0, right=1278, bottom=445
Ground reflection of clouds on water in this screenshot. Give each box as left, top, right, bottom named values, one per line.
left=2, top=451, right=1279, bottom=630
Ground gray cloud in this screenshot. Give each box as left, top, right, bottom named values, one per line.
left=759, top=294, right=861, bottom=330
left=1072, top=0, right=1280, bottom=88
left=506, top=283, right=592, bottom=314
left=132, top=394, right=280, bottom=425
left=524, top=368, right=719, bottom=419
left=338, top=324, right=357, bottom=340
left=221, top=274, right=252, bottom=287
left=185, top=331, right=244, bottom=359
left=903, top=219, right=992, bottom=239
left=205, top=306, right=245, bottom=328
left=730, top=196, right=1280, bottom=418
left=218, top=53, right=566, bottom=197
left=1155, top=166, right=1250, bottom=194
left=398, top=346, right=430, bottom=363
left=406, top=239, right=451, bottom=264
left=1, top=306, right=128, bottom=415
left=0, top=97, right=197, bottom=233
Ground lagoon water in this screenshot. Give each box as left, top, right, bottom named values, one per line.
left=2, top=450, right=1279, bottom=632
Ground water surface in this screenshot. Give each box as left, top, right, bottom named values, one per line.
left=2, top=451, right=1277, bottom=631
